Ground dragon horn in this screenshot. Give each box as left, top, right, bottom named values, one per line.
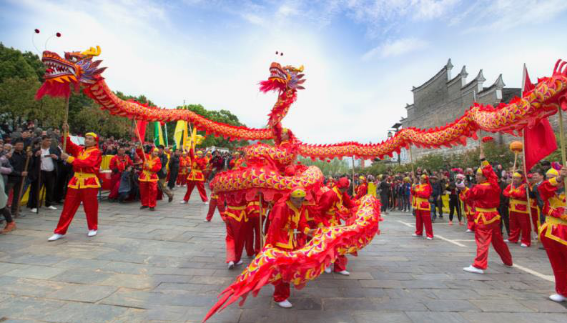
left=81, top=45, right=101, bottom=57
left=298, top=65, right=304, bottom=72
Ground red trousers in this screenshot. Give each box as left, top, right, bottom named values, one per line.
left=509, top=211, right=531, bottom=246
left=139, top=181, right=157, bottom=207
left=54, top=188, right=98, bottom=234
left=466, top=212, right=475, bottom=231
left=183, top=181, right=208, bottom=202
left=108, top=172, right=121, bottom=199
left=245, top=213, right=263, bottom=256
left=225, top=217, right=246, bottom=263
left=334, top=255, right=348, bottom=272
left=472, top=220, right=513, bottom=270
left=273, top=282, right=290, bottom=302
left=540, top=225, right=567, bottom=296
left=177, top=173, right=187, bottom=186
left=415, top=209, right=433, bottom=238
left=206, top=197, right=225, bottom=221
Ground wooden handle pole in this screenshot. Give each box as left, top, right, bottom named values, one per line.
left=62, top=96, right=70, bottom=153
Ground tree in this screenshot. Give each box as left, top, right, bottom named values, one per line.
left=297, top=157, right=350, bottom=176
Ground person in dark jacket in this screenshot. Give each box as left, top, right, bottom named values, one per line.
left=156, top=145, right=174, bottom=202
left=5, top=139, right=31, bottom=216
left=379, top=175, right=390, bottom=214
left=498, top=175, right=510, bottom=237
left=430, top=176, right=443, bottom=220
left=447, top=180, right=462, bottom=225
left=28, top=136, right=60, bottom=213
left=168, top=149, right=181, bottom=190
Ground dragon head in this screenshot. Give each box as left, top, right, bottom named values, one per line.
left=260, top=62, right=306, bottom=93
left=36, top=46, right=106, bottom=99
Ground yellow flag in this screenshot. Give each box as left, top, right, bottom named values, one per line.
left=173, top=120, right=185, bottom=150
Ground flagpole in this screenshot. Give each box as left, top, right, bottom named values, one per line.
left=521, top=63, right=536, bottom=238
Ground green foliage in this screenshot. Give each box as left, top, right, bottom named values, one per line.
left=0, top=43, right=43, bottom=83
left=73, top=104, right=132, bottom=138
left=173, top=105, right=249, bottom=149
left=297, top=157, right=350, bottom=176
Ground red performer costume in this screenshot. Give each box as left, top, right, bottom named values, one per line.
left=108, top=150, right=132, bottom=200
left=460, top=186, right=475, bottom=232
left=229, top=152, right=244, bottom=170
left=266, top=188, right=311, bottom=308
left=205, top=189, right=225, bottom=222
left=244, top=197, right=267, bottom=257
left=537, top=167, right=567, bottom=303
left=137, top=148, right=161, bottom=210
left=463, top=159, right=512, bottom=274
left=528, top=177, right=541, bottom=234
left=412, top=175, right=434, bottom=239
left=182, top=150, right=208, bottom=203
left=177, top=153, right=188, bottom=186
left=318, top=177, right=356, bottom=275
left=223, top=200, right=248, bottom=268
left=355, top=176, right=368, bottom=200
left=49, top=132, right=102, bottom=241
left=504, top=173, right=531, bottom=247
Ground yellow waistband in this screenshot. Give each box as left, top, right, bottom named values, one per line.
left=476, top=207, right=497, bottom=213
left=415, top=197, right=428, bottom=204
left=75, top=172, right=96, bottom=179
left=511, top=199, right=528, bottom=205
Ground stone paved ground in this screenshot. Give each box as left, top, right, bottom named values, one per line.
left=0, top=190, right=566, bottom=322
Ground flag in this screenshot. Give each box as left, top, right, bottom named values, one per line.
left=173, top=120, right=186, bottom=150
left=523, top=64, right=557, bottom=171
left=134, top=120, right=148, bottom=143
left=153, top=122, right=165, bottom=147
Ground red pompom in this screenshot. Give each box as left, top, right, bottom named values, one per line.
left=326, top=160, right=331, bottom=163
left=280, top=52, right=283, bottom=56
left=481, top=136, right=494, bottom=143
left=34, top=29, right=40, bottom=33
left=275, top=51, right=278, bottom=55
left=56, top=32, right=61, bottom=37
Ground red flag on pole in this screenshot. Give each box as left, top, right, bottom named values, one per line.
left=523, top=64, right=557, bottom=171
left=135, top=120, right=148, bottom=143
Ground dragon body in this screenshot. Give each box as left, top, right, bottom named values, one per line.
left=37, top=47, right=567, bottom=321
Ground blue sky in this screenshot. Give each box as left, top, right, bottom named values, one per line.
left=1, top=0, right=567, bottom=144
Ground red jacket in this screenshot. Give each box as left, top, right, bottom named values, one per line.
left=465, top=160, right=500, bottom=224
left=538, top=177, right=567, bottom=245
left=136, top=149, right=161, bottom=182
left=266, top=200, right=310, bottom=250
left=318, top=186, right=356, bottom=226
left=411, top=183, right=432, bottom=211
left=187, top=151, right=206, bottom=181
left=355, top=183, right=368, bottom=200
left=64, top=136, right=102, bottom=189
left=503, top=183, right=528, bottom=214
left=109, top=154, right=132, bottom=173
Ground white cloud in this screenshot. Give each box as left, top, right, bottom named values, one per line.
left=362, top=37, right=428, bottom=60
left=412, top=0, right=459, bottom=20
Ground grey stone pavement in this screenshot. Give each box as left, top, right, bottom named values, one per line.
left=1, top=189, right=566, bottom=323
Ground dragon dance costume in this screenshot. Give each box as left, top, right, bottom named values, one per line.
left=183, top=150, right=208, bottom=203
left=537, top=169, right=567, bottom=301
left=504, top=174, right=531, bottom=247
left=464, top=160, right=513, bottom=272
left=137, top=149, right=161, bottom=209
left=412, top=175, right=433, bottom=239
left=51, top=134, right=102, bottom=238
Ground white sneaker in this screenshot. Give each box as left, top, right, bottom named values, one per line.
left=426, top=237, right=433, bottom=240
left=466, top=229, right=473, bottom=233
left=180, top=200, right=187, bottom=204
left=336, top=270, right=350, bottom=276
left=48, top=234, right=64, bottom=241
left=324, top=266, right=332, bottom=274
left=204, top=219, right=210, bottom=222
left=87, top=230, right=97, bottom=237
left=520, top=243, right=528, bottom=248
left=227, top=261, right=235, bottom=269
left=504, top=239, right=509, bottom=243
left=277, top=299, right=293, bottom=308
left=236, top=260, right=243, bottom=266
left=549, top=294, right=567, bottom=302
left=47, top=206, right=57, bottom=210
left=412, top=233, right=422, bottom=237
left=31, top=208, right=38, bottom=213
left=463, top=265, right=484, bottom=274
left=204, top=201, right=209, bottom=205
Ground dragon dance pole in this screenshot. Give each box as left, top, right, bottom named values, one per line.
left=258, top=193, right=265, bottom=248
left=62, top=96, right=70, bottom=152
left=351, top=157, right=356, bottom=196
left=558, top=107, right=567, bottom=167
left=133, top=119, right=147, bottom=164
